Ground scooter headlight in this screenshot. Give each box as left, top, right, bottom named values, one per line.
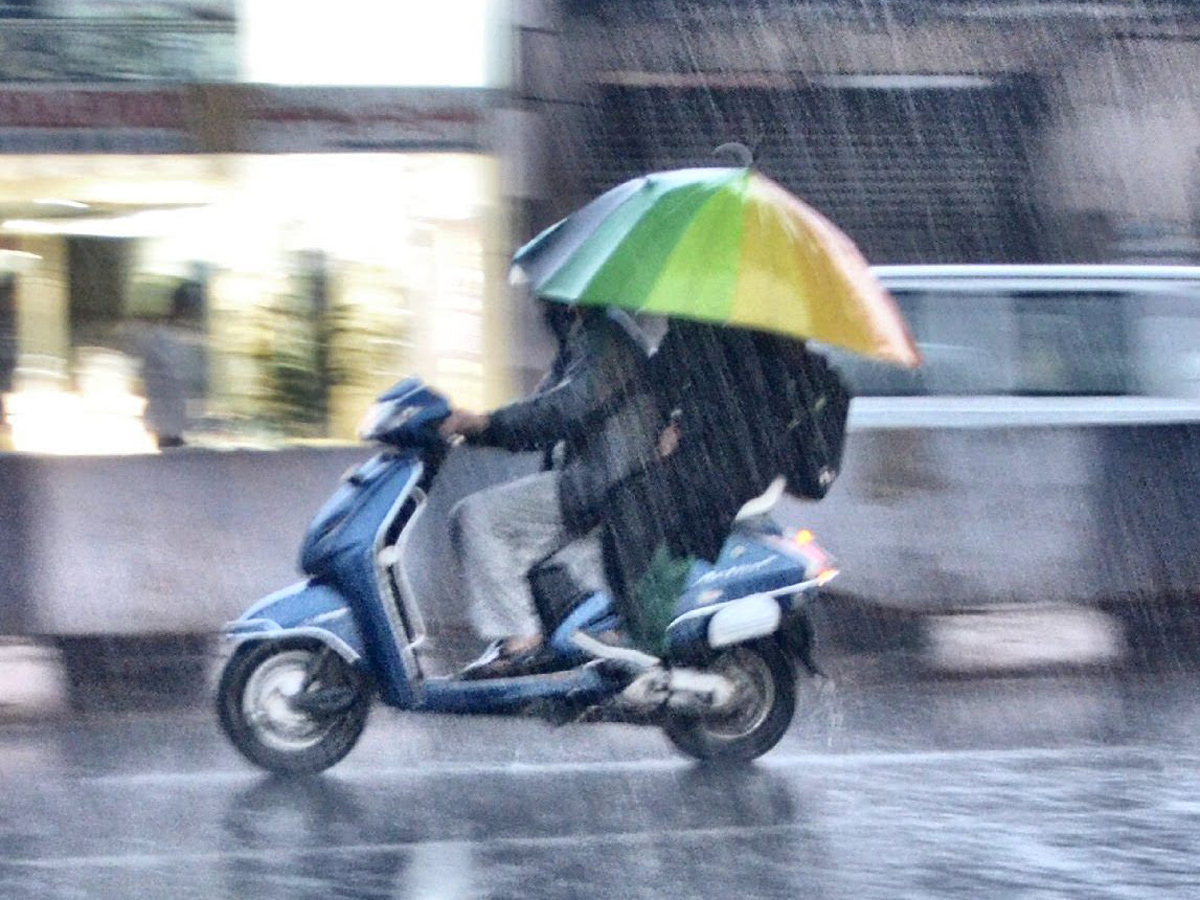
left=356, top=401, right=394, bottom=441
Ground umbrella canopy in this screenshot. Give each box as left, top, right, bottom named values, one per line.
left=511, top=167, right=920, bottom=368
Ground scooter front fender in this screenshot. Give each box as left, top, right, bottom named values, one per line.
left=225, top=580, right=366, bottom=666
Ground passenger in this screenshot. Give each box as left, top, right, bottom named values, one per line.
left=439, top=302, right=663, bottom=679
left=600, top=322, right=793, bottom=651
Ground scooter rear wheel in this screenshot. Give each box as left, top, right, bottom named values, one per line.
left=217, top=639, right=370, bottom=776
left=663, top=642, right=796, bottom=763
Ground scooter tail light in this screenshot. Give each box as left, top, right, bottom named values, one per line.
left=788, top=528, right=836, bottom=578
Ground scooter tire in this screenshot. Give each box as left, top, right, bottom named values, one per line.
left=217, top=639, right=370, bottom=776
left=663, top=642, right=796, bottom=764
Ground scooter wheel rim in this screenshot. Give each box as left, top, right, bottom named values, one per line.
left=242, top=649, right=335, bottom=753
left=699, top=648, right=776, bottom=741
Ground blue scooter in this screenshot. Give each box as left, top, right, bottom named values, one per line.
left=217, top=379, right=838, bottom=775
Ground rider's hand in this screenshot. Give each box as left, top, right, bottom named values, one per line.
left=656, top=421, right=681, bottom=459
left=439, top=410, right=490, bottom=440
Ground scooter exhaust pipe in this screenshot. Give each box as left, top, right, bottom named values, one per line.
left=615, top=668, right=738, bottom=715
left=569, top=632, right=738, bottom=713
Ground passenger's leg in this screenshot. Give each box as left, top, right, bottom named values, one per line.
left=449, top=469, right=572, bottom=643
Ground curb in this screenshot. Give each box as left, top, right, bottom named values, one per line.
left=922, top=605, right=1124, bottom=674
left=808, top=594, right=1131, bottom=680
left=0, top=597, right=1187, bottom=722
left=0, top=640, right=68, bottom=722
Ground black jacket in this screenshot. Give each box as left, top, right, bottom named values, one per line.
left=475, top=309, right=661, bottom=534
left=602, top=323, right=788, bottom=615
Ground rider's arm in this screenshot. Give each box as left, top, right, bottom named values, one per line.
left=479, top=314, right=644, bottom=452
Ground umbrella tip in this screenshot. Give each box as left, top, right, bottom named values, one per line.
left=713, top=142, right=753, bottom=167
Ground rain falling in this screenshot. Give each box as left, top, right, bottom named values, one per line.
left=2, top=2, right=1200, bottom=898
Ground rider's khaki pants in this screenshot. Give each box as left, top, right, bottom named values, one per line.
left=450, top=470, right=607, bottom=640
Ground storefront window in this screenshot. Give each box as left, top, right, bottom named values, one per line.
left=0, top=152, right=499, bottom=454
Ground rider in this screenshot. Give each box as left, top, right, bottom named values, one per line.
left=439, top=301, right=664, bottom=679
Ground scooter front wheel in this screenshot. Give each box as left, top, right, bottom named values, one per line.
left=663, top=642, right=796, bottom=763
left=217, top=639, right=370, bottom=776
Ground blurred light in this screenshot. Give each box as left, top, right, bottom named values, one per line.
left=242, top=0, right=494, bottom=87
left=809, top=75, right=997, bottom=90
left=795, top=529, right=815, bottom=546
left=3, top=219, right=58, bottom=235
left=32, top=199, right=90, bottom=210
left=816, top=568, right=840, bottom=587
left=436, top=359, right=484, bottom=378
left=0, top=249, right=42, bottom=270
left=4, top=208, right=205, bottom=238
left=4, top=389, right=155, bottom=455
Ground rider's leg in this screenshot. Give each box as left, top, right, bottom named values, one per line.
left=450, top=469, right=573, bottom=649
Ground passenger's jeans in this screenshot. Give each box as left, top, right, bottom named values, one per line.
left=450, top=470, right=607, bottom=641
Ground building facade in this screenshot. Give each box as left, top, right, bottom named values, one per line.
left=0, top=1, right=513, bottom=454
left=510, top=0, right=1200, bottom=267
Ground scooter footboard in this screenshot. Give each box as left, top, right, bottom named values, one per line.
left=224, top=580, right=366, bottom=665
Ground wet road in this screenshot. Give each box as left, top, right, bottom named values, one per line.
left=2, top=672, right=1200, bottom=899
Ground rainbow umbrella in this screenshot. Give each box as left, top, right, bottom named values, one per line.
left=511, top=167, right=920, bottom=367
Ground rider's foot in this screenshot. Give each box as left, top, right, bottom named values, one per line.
left=501, top=635, right=543, bottom=654
left=457, top=636, right=562, bottom=680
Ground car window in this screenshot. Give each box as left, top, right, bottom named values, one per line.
left=1013, top=292, right=1129, bottom=395
left=828, top=286, right=1132, bottom=397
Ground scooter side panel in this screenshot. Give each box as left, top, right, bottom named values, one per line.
left=547, top=592, right=622, bottom=661
left=677, top=535, right=809, bottom=614
left=225, top=580, right=367, bottom=664
left=238, top=455, right=425, bottom=709
left=314, top=460, right=425, bottom=709
left=300, top=453, right=417, bottom=575
left=662, top=533, right=809, bottom=658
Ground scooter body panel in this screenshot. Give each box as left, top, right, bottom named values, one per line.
left=226, top=579, right=367, bottom=664
left=664, top=528, right=814, bottom=658
left=547, top=592, right=624, bottom=663
left=228, top=452, right=428, bottom=709
left=540, top=527, right=816, bottom=664
left=678, top=531, right=812, bottom=614
left=300, top=452, right=416, bottom=574
left=306, top=455, right=427, bottom=709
